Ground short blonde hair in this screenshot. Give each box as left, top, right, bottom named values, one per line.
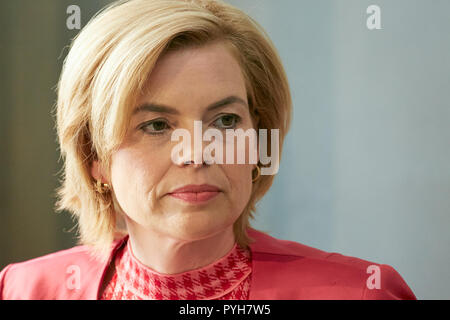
left=54, top=0, right=292, bottom=260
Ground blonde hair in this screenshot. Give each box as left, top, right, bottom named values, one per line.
left=54, top=0, right=292, bottom=261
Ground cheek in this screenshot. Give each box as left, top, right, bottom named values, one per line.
left=225, top=164, right=253, bottom=209
left=109, top=147, right=165, bottom=216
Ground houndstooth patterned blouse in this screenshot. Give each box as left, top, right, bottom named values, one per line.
left=101, top=238, right=252, bottom=300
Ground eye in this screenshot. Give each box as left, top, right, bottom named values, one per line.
left=140, top=119, right=170, bottom=135
left=212, top=114, right=241, bottom=129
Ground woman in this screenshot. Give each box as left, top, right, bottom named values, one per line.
left=0, top=0, right=416, bottom=300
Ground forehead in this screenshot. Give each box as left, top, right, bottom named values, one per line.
left=134, top=41, right=247, bottom=113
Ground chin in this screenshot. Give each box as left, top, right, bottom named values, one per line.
left=171, top=222, right=230, bottom=242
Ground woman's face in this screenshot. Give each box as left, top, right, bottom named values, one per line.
left=106, top=41, right=256, bottom=241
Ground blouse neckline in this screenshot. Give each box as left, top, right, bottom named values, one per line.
left=101, top=236, right=252, bottom=300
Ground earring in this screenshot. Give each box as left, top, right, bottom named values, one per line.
left=94, top=179, right=110, bottom=194
left=252, top=165, right=261, bottom=183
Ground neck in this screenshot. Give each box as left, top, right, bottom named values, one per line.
left=124, top=221, right=236, bottom=275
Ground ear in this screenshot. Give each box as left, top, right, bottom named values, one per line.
left=255, top=131, right=260, bottom=167
left=91, top=159, right=105, bottom=182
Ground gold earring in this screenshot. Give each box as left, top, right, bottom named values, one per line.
left=252, top=165, right=261, bottom=183
left=94, top=179, right=110, bottom=194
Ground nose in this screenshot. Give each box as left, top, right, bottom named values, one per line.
left=183, top=159, right=210, bottom=167
left=172, top=120, right=215, bottom=167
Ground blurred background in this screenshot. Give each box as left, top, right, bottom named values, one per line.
left=0, top=0, right=449, bottom=299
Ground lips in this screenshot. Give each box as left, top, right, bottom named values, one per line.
left=169, top=184, right=221, bottom=194
left=168, top=184, right=221, bottom=203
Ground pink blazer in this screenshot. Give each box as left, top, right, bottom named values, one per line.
left=0, top=228, right=416, bottom=300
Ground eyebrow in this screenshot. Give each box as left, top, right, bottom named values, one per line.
left=132, top=95, right=248, bottom=116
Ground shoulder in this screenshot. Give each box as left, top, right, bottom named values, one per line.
left=0, top=238, right=126, bottom=300
left=247, top=228, right=417, bottom=299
